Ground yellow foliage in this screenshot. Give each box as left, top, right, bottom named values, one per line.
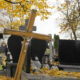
left=33, top=68, right=80, bottom=79
left=0, top=0, right=51, bottom=29
left=33, top=72, right=39, bottom=75
left=61, top=3, right=64, bottom=7
left=0, top=0, right=51, bottom=20
left=57, top=7, right=61, bottom=11
left=0, top=76, right=11, bottom=80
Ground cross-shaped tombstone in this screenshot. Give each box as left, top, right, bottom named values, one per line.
left=19, top=19, right=36, bottom=31
left=4, top=9, right=51, bottom=80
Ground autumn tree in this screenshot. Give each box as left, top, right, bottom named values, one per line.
left=0, top=11, right=25, bottom=30
left=57, top=0, right=80, bottom=40
left=0, top=0, right=51, bottom=29
left=7, top=15, right=25, bottom=30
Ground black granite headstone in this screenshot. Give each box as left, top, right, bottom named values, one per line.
left=0, top=33, right=3, bottom=39
left=7, top=35, right=48, bottom=74
left=7, top=35, right=23, bottom=63
left=30, top=38, right=48, bottom=63
left=58, top=40, right=80, bottom=65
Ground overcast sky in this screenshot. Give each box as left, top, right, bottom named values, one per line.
left=34, top=0, right=66, bottom=39
left=0, top=0, right=69, bottom=39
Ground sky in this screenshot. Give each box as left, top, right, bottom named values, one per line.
left=34, top=12, right=60, bottom=35
left=0, top=0, right=69, bottom=39
left=34, top=0, right=65, bottom=39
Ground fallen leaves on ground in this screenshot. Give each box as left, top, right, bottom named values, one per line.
left=33, top=68, right=80, bottom=79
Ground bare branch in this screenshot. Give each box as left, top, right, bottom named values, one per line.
left=4, top=0, right=30, bottom=12
left=4, top=0, right=21, bottom=4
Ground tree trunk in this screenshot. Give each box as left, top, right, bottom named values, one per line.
left=73, top=31, right=77, bottom=40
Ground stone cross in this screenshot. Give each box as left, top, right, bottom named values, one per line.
left=4, top=10, right=51, bottom=80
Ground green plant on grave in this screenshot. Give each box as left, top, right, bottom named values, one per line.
left=54, top=34, right=59, bottom=49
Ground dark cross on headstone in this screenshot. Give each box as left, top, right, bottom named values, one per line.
left=4, top=9, right=51, bottom=80
left=19, top=19, right=36, bottom=31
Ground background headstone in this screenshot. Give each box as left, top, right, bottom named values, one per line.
left=58, top=40, right=80, bottom=65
